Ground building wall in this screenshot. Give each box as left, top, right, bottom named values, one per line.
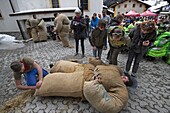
left=114, top=0, right=146, bottom=16
left=15, top=0, right=51, bottom=11
left=59, top=0, right=103, bottom=17
left=59, top=0, right=78, bottom=8
left=0, top=0, right=19, bottom=32
left=84, top=0, right=103, bottom=17
left=0, top=0, right=103, bottom=32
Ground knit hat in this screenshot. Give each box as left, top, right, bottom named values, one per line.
left=74, top=8, right=81, bottom=14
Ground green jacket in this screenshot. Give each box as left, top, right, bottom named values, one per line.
left=108, top=26, right=130, bottom=48
left=90, top=28, right=107, bottom=49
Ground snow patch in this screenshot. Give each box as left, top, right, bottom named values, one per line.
left=0, top=34, right=25, bottom=50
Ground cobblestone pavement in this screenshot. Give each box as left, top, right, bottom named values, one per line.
left=0, top=37, right=170, bottom=113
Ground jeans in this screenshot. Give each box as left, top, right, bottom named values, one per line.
left=108, top=47, right=121, bottom=65
left=24, top=68, right=48, bottom=86
left=125, top=49, right=143, bottom=74
left=75, top=38, right=85, bottom=55
left=93, top=48, right=103, bottom=59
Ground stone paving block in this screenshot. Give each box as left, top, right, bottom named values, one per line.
left=136, top=106, right=150, bottom=113
left=146, top=107, right=159, bottom=113
left=57, top=101, right=69, bottom=110
left=139, top=101, right=149, bottom=108
left=33, top=101, right=47, bottom=112
left=37, top=110, right=44, bottom=113
left=158, top=107, right=169, bottom=113
left=77, top=102, right=90, bottom=111
left=89, top=106, right=97, bottom=113
left=22, top=104, right=36, bottom=112
left=49, top=110, right=56, bottom=113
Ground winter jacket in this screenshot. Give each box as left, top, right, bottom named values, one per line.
left=129, top=25, right=157, bottom=53
left=110, top=19, right=120, bottom=26
left=90, top=28, right=107, bottom=49
left=102, top=15, right=111, bottom=29
left=90, top=17, right=99, bottom=29
left=70, top=16, right=86, bottom=39
left=108, top=26, right=130, bottom=48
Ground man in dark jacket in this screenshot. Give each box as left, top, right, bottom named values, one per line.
left=124, top=21, right=157, bottom=88
left=90, top=19, right=107, bottom=59
left=70, top=8, right=87, bottom=57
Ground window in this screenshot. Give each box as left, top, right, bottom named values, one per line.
left=133, top=4, right=135, bottom=8
left=0, top=10, right=3, bottom=19
left=140, top=4, right=142, bottom=7
left=118, top=5, right=120, bottom=8
left=52, top=0, right=59, bottom=8
left=124, top=4, right=127, bottom=8
left=80, top=0, right=88, bottom=10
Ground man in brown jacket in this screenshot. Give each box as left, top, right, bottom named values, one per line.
left=53, top=13, right=71, bottom=47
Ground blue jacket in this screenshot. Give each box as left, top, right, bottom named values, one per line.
left=90, top=17, right=99, bottom=29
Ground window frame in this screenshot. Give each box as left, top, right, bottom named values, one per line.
left=0, top=10, right=3, bottom=19
left=80, top=0, right=89, bottom=10
left=139, top=4, right=142, bottom=7
left=124, top=4, right=127, bottom=8
left=51, top=0, right=59, bottom=8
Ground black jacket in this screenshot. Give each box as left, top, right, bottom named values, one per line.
left=70, top=16, right=86, bottom=39
left=129, top=25, right=157, bottom=53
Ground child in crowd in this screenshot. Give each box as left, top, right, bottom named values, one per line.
left=90, top=19, right=107, bottom=59
left=107, top=26, right=130, bottom=65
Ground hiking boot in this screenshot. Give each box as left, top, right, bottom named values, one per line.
left=82, top=54, right=85, bottom=58
left=74, top=53, right=78, bottom=56
left=49, top=64, right=54, bottom=68
left=129, top=75, right=138, bottom=89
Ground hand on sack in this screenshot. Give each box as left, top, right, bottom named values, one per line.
left=36, top=80, right=43, bottom=89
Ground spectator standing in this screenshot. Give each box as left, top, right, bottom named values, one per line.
left=90, top=19, right=107, bottom=59
left=102, top=10, right=111, bottom=50
left=70, top=8, right=87, bottom=57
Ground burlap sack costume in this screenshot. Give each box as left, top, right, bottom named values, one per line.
left=38, top=19, right=47, bottom=41
left=50, top=60, right=95, bottom=81
left=35, top=60, right=95, bottom=97
left=36, top=59, right=128, bottom=113
left=25, top=18, right=47, bottom=42
left=84, top=65, right=128, bottom=113
left=54, top=14, right=71, bottom=47
left=84, top=80, right=125, bottom=113
left=35, top=71, right=84, bottom=97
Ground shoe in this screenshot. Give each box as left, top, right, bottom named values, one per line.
left=129, top=75, right=138, bottom=89
left=34, top=41, right=39, bottom=43
left=82, top=54, right=85, bottom=58
left=74, top=53, right=78, bottom=56
left=40, top=40, right=47, bottom=42
left=49, top=64, right=54, bottom=68
left=103, top=46, right=107, bottom=50
left=124, top=70, right=129, bottom=76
